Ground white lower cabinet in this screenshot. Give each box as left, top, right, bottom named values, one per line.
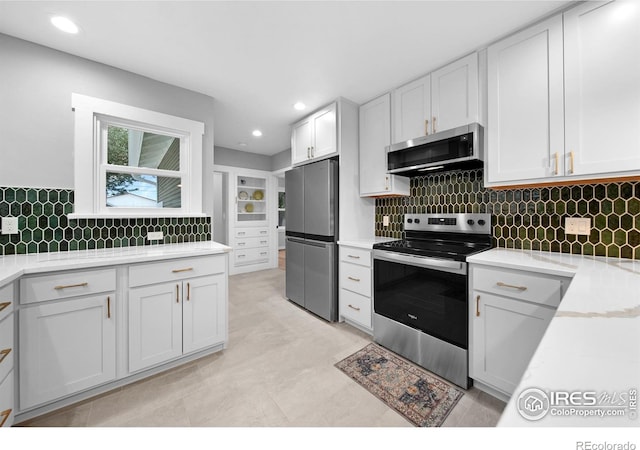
left=469, top=264, right=571, bottom=399
left=0, top=283, right=14, bottom=427
left=129, top=256, right=227, bottom=373
left=338, top=245, right=373, bottom=333
left=19, top=291, right=116, bottom=410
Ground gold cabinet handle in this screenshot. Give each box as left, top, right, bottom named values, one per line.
left=176, top=284, right=180, bottom=303
left=0, top=409, right=12, bottom=427
left=496, top=282, right=528, bottom=291
left=107, top=296, right=111, bottom=319
left=348, top=304, right=361, bottom=311
left=385, top=175, right=389, bottom=190
left=0, top=348, right=11, bottom=365
left=187, top=282, right=191, bottom=301
left=432, top=116, right=437, bottom=133
left=172, top=267, right=193, bottom=273
left=347, top=276, right=360, bottom=282
left=0, top=302, right=10, bottom=313
left=424, top=119, right=429, bottom=136
left=569, top=151, right=575, bottom=174
left=476, top=295, right=480, bottom=317
left=553, top=152, right=559, bottom=175
left=54, top=282, right=88, bottom=290
left=347, top=255, right=360, bottom=259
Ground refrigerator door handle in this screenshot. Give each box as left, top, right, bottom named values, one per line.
left=304, top=240, right=331, bottom=249
left=287, top=237, right=306, bottom=245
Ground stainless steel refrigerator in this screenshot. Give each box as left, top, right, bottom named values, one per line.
left=285, top=159, right=338, bottom=322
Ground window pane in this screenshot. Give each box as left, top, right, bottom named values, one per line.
left=108, top=126, right=180, bottom=171
left=106, top=172, right=182, bottom=208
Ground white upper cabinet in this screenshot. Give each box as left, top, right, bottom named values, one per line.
left=486, top=0, right=640, bottom=187
left=291, top=102, right=337, bottom=165
left=392, top=52, right=480, bottom=143
left=431, top=52, right=479, bottom=133
left=563, top=0, right=640, bottom=176
left=393, top=75, right=431, bottom=143
left=359, top=93, right=410, bottom=197
left=486, top=15, right=564, bottom=184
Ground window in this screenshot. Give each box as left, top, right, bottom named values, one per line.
left=71, top=94, right=205, bottom=217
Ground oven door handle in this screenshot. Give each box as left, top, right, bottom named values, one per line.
left=373, top=250, right=464, bottom=271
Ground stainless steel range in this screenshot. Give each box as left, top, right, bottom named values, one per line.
left=372, top=213, right=492, bottom=389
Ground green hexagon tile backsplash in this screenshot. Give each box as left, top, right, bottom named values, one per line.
left=375, top=169, right=640, bottom=259
left=0, top=187, right=211, bottom=256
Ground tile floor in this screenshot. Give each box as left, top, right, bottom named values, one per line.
left=21, top=268, right=505, bottom=427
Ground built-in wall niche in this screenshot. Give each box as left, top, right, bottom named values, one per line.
left=236, top=175, right=267, bottom=223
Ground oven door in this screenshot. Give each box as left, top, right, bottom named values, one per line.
left=373, top=250, right=468, bottom=349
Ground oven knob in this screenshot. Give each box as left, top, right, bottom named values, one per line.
left=467, top=219, right=475, bottom=225
left=407, top=218, right=413, bottom=224
left=478, top=219, right=486, bottom=226
left=414, top=218, right=420, bottom=224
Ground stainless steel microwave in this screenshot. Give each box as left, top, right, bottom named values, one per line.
left=387, top=123, right=483, bottom=176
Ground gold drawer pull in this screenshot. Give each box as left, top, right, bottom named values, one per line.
left=347, top=255, right=360, bottom=259
left=0, top=348, right=11, bottom=365
left=0, top=409, right=11, bottom=427
left=0, top=302, right=10, bottom=312
left=54, top=282, right=88, bottom=290
left=172, top=267, right=193, bottom=273
left=569, top=150, right=575, bottom=174
left=553, top=152, right=559, bottom=175
left=347, top=276, right=360, bottom=282
left=496, top=282, right=527, bottom=291
left=476, top=295, right=480, bottom=317
left=348, top=304, right=361, bottom=311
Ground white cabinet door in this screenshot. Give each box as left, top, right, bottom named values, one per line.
left=564, top=0, right=640, bottom=176
left=359, top=93, right=410, bottom=197
left=291, top=118, right=312, bottom=165
left=470, top=291, right=555, bottom=396
left=183, top=274, right=226, bottom=354
left=20, top=294, right=116, bottom=409
left=129, top=282, right=182, bottom=373
left=431, top=53, right=479, bottom=133
left=312, top=103, right=337, bottom=159
left=486, top=15, right=564, bottom=184
left=393, top=74, right=431, bottom=143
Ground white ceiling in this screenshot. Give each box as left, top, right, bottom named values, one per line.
left=0, top=0, right=571, bottom=156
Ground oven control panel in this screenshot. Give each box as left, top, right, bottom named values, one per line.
left=405, top=213, right=491, bottom=234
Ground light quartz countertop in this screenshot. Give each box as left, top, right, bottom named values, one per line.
left=337, top=236, right=397, bottom=249
left=468, top=248, right=640, bottom=427
left=0, top=241, right=232, bottom=286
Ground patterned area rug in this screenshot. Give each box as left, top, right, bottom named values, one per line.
left=335, top=343, right=464, bottom=427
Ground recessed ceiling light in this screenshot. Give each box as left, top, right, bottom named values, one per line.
left=252, top=130, right=263, bottom=137
left=51, top=16, right=79, bottom=34
left=294, top=102, right=306, bottom=111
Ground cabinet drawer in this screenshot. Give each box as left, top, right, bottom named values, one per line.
left=235, top=236, right=269, bottom=249
left=130, top=256, right=225, bottom=288
left=0, top=316, right=13, bottom=385
left=234, top=248, right=269, bottom=266
left=0, top=372, right=13, bottom=427
left=235, top=228, right=269, bottom=239
left=340, top=289, right=372, bottom=329
left=339, top=247, right=371, bottom=267
left=339, top=263, right=371, bottom=297
left=472, top=266, right=563, bottom=308
left=0, top=284, right=13, bottom=323
left=21, top=268, right=116, bottom=304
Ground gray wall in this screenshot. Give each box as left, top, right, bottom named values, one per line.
left=0, top=34, right=216, bottom=214
left=271, top=148, right=291, bottom=171
left=214, top=146, right=272, bottom=171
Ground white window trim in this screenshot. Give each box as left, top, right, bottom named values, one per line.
left=70, top=93, right=205, bottom=218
